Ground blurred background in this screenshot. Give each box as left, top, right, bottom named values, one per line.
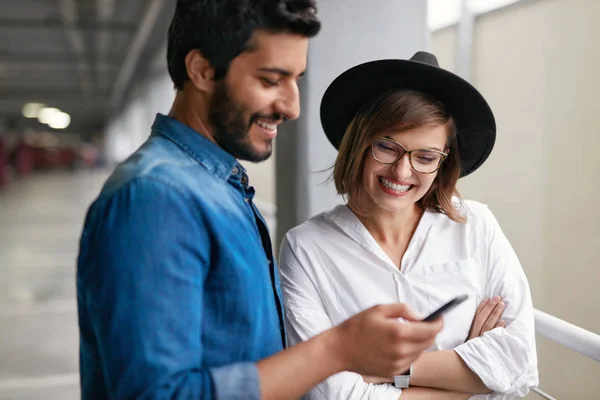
left=0, top=0, right=598, bottom=398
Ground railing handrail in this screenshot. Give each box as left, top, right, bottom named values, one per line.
left=534, top=308, right=600, bottom=362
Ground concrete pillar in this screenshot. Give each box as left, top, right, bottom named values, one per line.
left=456, top=0, right=475, bottom=82
left=275, top=0, right=429, bottom=248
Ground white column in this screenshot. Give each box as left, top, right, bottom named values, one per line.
left=455, top=0, right=474, bottom=81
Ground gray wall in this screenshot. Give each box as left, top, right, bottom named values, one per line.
left=275, top=0, right=429, bottom=248
left=104, top=44, right=174, bottom=166
left=432, top=0, right=600, bottom=398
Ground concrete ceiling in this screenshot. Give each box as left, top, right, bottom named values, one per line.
left=0, top=0, right=175, bottom=136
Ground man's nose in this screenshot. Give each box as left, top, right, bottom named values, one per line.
left=275, top=83, right=301, bottom=121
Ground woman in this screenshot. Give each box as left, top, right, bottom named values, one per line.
left=278, top=52, right=538, bottom=399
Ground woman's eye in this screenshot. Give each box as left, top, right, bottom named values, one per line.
left=376, top=143, right=396, bottom=153
left=414, top=152, right=440, bottom=164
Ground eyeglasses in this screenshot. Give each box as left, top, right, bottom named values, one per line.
left=370, top=137, right=448, bottom=174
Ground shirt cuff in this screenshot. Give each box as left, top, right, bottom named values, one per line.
left=210, top=362, right=260, bottom=400
left=453, top=339, right=512, bottom=393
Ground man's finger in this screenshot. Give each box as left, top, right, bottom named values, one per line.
left=394, top=319, right=443, bottom=343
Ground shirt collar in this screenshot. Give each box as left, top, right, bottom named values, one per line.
left=327, top=205, right=385, bottom=257
left=150, top=113, right=242, bottom=181
left=326, top=204, right=436, bottom=267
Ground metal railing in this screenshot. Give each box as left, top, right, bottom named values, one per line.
left=531, top=309, right=600, bottom=399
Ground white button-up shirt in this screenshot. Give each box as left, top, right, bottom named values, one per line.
left=279, top=200, right=538, bottom=400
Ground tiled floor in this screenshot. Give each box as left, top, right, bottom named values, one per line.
left=0, top=169, right=110, bottom=399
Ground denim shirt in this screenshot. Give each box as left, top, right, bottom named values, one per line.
left=77, top=114, right=285, bottom=399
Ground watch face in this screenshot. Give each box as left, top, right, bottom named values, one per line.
left=394, top=376, right=410, bottom=388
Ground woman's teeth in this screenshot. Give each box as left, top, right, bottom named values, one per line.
left=379, top=177, right=411, bottom=193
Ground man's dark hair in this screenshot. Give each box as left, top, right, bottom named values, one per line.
left=167, top=0, right=321, bottom=90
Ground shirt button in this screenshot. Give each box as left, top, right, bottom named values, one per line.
left=232, top=166, right=239, bottom=175
left=241, top=175, right=248, bottom=185
left=244, top=198, right=250, bottom=203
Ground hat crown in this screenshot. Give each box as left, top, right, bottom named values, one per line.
left=410, top=51, right=439, bottom=67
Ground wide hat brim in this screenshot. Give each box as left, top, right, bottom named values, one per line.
left=320, top=54, right=496, bottom=177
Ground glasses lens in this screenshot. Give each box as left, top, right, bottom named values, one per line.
left=411, top=150, right=443, bottom=173
left=372, top=139, right=404, bottom=163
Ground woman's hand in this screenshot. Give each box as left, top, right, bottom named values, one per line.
left=467, top=296, right=505, bottom=340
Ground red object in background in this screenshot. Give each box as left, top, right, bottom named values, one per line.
left=31, top=146, right=58, bottom=169
left=78, top=144, right=99, bottom=167
left=58, top=146, right=78, bottom=167
left=15, top=140, right=33, bottom=176
left=30, top=144, right=98, bottom=170
left=31, top=146, right=72, bottom=169
left=0, top=138, right=10, bottom=189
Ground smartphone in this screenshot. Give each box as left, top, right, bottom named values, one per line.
left=422, top=294, right=469, bottom=322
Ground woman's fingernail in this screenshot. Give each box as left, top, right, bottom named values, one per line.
left=493, top=296, right=501, bottom=302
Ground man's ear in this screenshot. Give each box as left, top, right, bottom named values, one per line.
left=185, top=49, right=215, bottom=93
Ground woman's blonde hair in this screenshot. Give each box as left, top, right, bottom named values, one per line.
left=333, top=89, right=465, bottom=222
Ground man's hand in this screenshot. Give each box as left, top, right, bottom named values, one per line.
left=362, top=375, right=394, bottom=384
left=332, top=304, right=443, bottom=378
left=257, top=304, right=441, bottom=400
left=467, top=296, right=505, bottom=340
left=400, top=387, right=472, bottom=399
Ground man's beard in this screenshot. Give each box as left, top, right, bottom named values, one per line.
left=209, top=81, right=279, bottom=162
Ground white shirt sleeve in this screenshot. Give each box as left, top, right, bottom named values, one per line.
left=278, top=234, right=403, bottom=400
left=453, top=205, right=539, bottom=399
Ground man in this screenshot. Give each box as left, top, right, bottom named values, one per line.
left=77, top=1, right=443, bottom=399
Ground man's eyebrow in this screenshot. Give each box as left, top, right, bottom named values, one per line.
left=258, top=67, right=305, bottom=78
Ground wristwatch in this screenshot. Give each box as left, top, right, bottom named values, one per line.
left=393, top=365, right=413, bottom=388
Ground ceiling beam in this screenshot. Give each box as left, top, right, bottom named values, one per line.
left=0, top=61, right=119, bottom=70
left=0, top=50, right=123, bottom=65
left=0, top=17, right=136, bottom=32
left=107, top=0, right=165, bottom=113
left=96, top=0, right=116, bottom=90
left=0, top=87, right=108, bottom=104
left=57, top=0, right=93, bottom=102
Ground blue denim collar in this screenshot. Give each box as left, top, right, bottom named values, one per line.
left=151, top=113, right=244, bottom=181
